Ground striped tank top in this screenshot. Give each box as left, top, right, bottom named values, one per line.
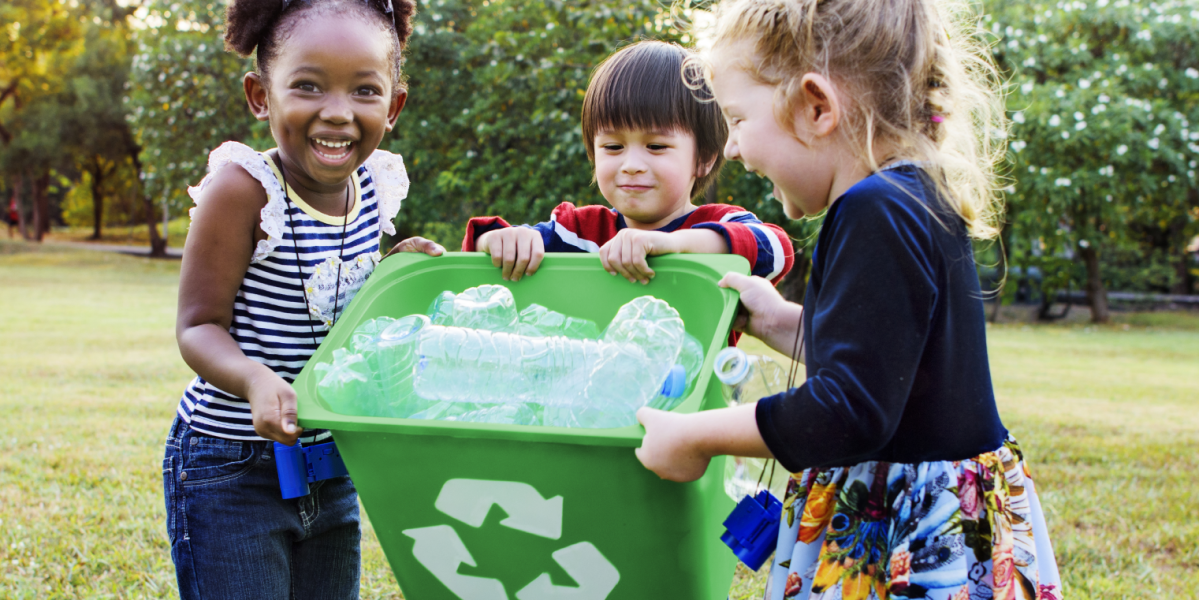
left=177, top=142, right=409, bottom=441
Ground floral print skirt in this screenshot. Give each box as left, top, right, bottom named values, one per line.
left=764, top=435, right=1061, bottom=600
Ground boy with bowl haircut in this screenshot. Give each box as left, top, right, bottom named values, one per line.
left=463, top=40, right=793, bottom=286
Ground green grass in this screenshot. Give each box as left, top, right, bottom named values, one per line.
left=1, top=240, right=1196, bottom=599
left=42, top=216, right=191, bottom=249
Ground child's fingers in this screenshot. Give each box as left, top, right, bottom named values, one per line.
left=417, top=238, right=445, bottom=256
left=489, top=237, right=505, bottom=269
left=511, top=236, right=533, bottom=281
left=526, top=237, right=545, bottom=276
left=631, top=243, right=654, bottom=284
left=615, top=234, right=639, bottom=283
left=278, top=388, right=301, bottom=438
left=501, top=236, right=519, bottom=281
left=599, top=241, right=617, bottom=276
left=717, top=271, right=755, bottom=291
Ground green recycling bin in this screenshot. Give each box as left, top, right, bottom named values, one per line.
left=293, top=252, right=749, bottom=600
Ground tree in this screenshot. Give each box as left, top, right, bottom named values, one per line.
left=0, top=0, right=83, bottom=240
left=127, top=0, right=266, bottom=252
left=393, top=0, right=693, bottom=237
left=987, top=0, right=1198, bottom=322
left=61, top=5, right=141, bottom=241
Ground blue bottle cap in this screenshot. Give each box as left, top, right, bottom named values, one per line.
left=660, top=364, right=687, bottom=398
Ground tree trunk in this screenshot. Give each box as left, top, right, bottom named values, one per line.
left=132, top=155, right=167, bottom=257
left=11, top=175, right=29, bottom=240
left=1079, top=245, right=1109, bottom=323
left=90, top=164, right=105, bottom=240
left=32, top=172, right=50, bottom=242
left=1172, top=250, right=1193, bottom=296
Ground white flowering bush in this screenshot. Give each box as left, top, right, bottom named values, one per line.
left=986, top=0, right=1198, bottom=320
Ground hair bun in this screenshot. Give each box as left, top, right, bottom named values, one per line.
left=390, top=0, right=416, bottom=47
left=224, top=0, right=284, bottom=57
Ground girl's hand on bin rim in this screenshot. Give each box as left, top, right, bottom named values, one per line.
left=635, top=407, right=712, bottom=482
left=476, top=227, right=545, bottom=282
left=385, top=236, right=445, bottom=258
left=718, top=272, right=803, bottom=360
left=247, top=371, right=304, bottom=446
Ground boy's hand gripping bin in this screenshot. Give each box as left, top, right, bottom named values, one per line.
left=292, top=253, right=750, bottom=599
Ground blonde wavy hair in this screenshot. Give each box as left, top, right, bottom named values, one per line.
left=691, top=0, right=1007, bottom=239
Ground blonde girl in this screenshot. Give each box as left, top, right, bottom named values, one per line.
left=635, top=0, right=1062, bottom=598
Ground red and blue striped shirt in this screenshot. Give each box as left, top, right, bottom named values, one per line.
left=462, top=202, right=794, bottom=284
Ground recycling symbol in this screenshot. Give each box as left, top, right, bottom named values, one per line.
left=403, top=479, right=620, bottom=600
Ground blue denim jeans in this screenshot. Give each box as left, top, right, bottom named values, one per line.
left=163, top=416, right=361, bottom=600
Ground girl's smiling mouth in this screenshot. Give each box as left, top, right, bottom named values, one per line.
left=311, top=137, right=355, bottom=163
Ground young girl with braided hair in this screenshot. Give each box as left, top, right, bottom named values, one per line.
left=165, top=1, right=441, bottom=597
left=635, top=0, right=1062, bottom=598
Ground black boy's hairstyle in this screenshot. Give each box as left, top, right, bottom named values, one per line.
left=582, top=40, right=727, bottom=199
left=224, top=0, right=416, bottom=90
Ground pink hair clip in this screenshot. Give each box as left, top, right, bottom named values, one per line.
left=931, top=115, right=945, bottom=123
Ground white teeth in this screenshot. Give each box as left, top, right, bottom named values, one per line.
left=314, top=139, right=351, bottom=148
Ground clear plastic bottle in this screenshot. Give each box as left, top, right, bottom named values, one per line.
left=319, top=315, right=431, bottom=418
left=713, top=347, right=791, bottom=501
left=646, top=333, right=704, bottom=412
left=515, top=303, right=601, bottom=339
left=314, top=348, right=372, bottom=415
left=415, top=296, right=686, bottom=428
left=372, top=315, right=432, bottom=417
left=425, top=285, right=519, bottom=331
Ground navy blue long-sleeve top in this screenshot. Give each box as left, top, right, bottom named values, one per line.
left=755, top=165, right=1008, bottom=472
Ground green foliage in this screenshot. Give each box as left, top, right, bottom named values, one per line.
left=986, top=0, right=1199, bottom=298
left=126, top=0, right=267, bottom=218
left=392, top=0, right=688, bottom=242
left=1, top=1, right=147, bottom=236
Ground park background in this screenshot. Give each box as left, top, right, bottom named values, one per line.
left=0, top=0, right=1197, bottom=598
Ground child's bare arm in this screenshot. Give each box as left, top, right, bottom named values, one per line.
left=476, top=227, right=545, bottom=282
left=635, top=403, right=772, bottom=481
left=599, top=229, right=728, bottom=284
left=176, top=165, right=303, bottom=445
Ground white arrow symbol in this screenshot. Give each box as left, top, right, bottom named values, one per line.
left=436, top=479, right=564, bottom=540
left=402, top=525, right=508, bottom=600
left=515, top=542, right=620, bottom=600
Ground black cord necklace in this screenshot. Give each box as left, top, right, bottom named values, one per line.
left=275, top=156, right=352, bottom=349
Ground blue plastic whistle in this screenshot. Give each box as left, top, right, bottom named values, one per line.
left=720, top=490, right=782, bottom=571
left=274, top=440, right=349, bottom=499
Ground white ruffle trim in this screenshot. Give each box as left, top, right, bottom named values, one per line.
left=363, top=149, right=409, bottom=236
left=187, top=141, right=289, bottom=264
left=187, top=143, right=410, bottom=260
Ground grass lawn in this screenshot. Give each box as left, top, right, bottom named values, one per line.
left=39, top=217, right=192, bottom=250
left=1, top=240, right=1196, bottom=599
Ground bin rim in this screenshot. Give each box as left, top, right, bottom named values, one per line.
left=294, top=252, right=749, bottom=448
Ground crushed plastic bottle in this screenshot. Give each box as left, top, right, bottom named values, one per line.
left=646, top=333, right=704, bottom=412
left=415, top=296, right=686, bottom=428
left=426, top=291, right=457, bottom=326
left=319, top=289, right=693, bottom=428
left=428, top=285, right=519, bottom=331
left=713, top=347, right=791, bottom=501
left=516, top=303, right=601, bottom=339
left=372, top=315, right=434, bottom=417
left=314, top=348, right=372, bottom=416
